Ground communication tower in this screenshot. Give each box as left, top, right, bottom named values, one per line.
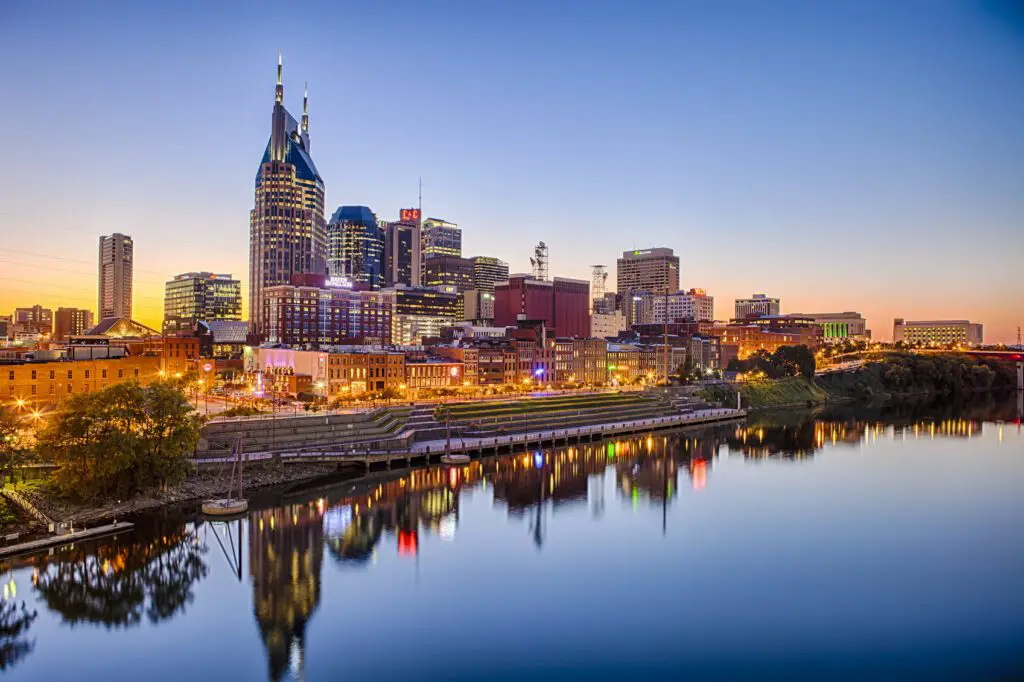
left=530, top=241, right=549, bottom=281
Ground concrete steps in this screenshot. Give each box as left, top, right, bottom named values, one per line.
left=196, top=406, right=412, bottom=456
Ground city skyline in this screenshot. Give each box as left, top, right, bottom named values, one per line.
left=1, top=3, right=1021, bottom=342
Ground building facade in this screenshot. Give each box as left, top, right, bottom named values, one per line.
left=162, top=272, right=242, bottom=334
left=735, top=294, right=780, bottom=320
left=591, top=311, right=627, bottom=339
left=387, top=286, right=462, bottom=345
left=470, top=256, right=509, bottom=292
left=262, top=276, right=393, bottom=347
left=651, top=288, right=715, bottom=324
left=53, top=307, right=95, bottom=342
left=98, top=233, right=133, bottom=320
left=893, top=319, right=983, bottom=346
left=3, top=354, right=162, bottom=406
left=616, top=248, right=679, bottom=295
left=420, top=217, right=461, bottom=275
left=462, top=289, right=495, bottom=322
left=384, top=217, right=421, bottom=287
left=13, top=305, right=53, bottom=336
left=249, top=55, right=327, bottom=339
left=788, top=311, right=870, bottom=343
left=423, top=255, right=475, bottom=292
left=327, top=206, right=385, bottom=290
left=493, top=274, right=590, bottom=338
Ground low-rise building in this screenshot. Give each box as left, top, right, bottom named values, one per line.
left=591, top=311, right=627, bottom=339
left=405, top=357, right=465, bottom=391
left=787, top=311, right=870, bottom=343
left=3, top=354, right=162, bottom=406
left=893, top=319, right=983, bottom=346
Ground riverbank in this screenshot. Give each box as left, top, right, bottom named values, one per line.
left=699, top=352, right=1019, bottom=411
left=3, top=462, right=340, bottom=538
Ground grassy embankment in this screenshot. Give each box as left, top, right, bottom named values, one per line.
left=435, top=393, right=646, bottom=421
left=701, top=353, right=1016, bottom=411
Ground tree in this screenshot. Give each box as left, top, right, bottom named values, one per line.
left=35, top=381, right=202, bottom=501
left=773, top=345, right=816, bottom=380
left=0, top=406, right=29, bottom=484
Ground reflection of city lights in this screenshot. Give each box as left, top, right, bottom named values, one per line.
left=322, top=506, right=353, bottom=539
left=691, top=460, right=707, bottom=491
left=439, top=514, right=457, bottom=541
left=397, top=530, right=418, bottom=556
left=534, top=452, right=544, bottom=469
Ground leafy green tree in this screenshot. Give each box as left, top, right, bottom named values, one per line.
left=35, top=381, right=201, bottom=501
left=0, top=406, right=30, bottom=483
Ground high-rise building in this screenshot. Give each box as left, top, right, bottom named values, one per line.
left=53, top=307, right=94, bottom=341
left=385, top=285, right=461, bottom=345
left=616, top=248, right=679, bottom=295
left=893, top=319, right=983, bottom=346
left=735, top=294, right=780, bottom=320
left=384, top=211, right=421, bottom=287
left=424, top=255, right=474, bottom=292
left=651, top=288, right=715, bottom=324
left=420, top=218, right=461, bottom=275
left=162, top=272, right=242, bottom=335
left=494, top=274, right=590, bottom=337
left=326, top=206, right=385, bottom=289
left=249, top=54, right=326, bottom=339
left=98, top=233, right=133, bottom=320
left=470, top=256, right=509, bottom=292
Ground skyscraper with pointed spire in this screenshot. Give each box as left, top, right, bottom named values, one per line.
left=249, top=52, right=326, bottom=338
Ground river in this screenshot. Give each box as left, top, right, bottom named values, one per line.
left=1, top=395, right=1022, bottom=681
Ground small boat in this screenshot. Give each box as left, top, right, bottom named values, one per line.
left=202, top=498, right=249, bottom=516
left=204, top=433, right=248, bottom=517
left=441, top=453, right=471, bottom=465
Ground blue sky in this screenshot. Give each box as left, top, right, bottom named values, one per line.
left=1, top=0, right=1022, bottom=340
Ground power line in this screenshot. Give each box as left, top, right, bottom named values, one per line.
left=0, top=258, right=171, bottom=288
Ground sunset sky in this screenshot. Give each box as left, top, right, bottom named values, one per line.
left=1, top=1, right=1021, bottom=342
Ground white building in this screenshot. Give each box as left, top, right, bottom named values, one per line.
left=893, top=319, right=983, bottom=346
left=651, top=288, right=715, bottom=324
left=591, top=311, right=628, bottom=339
left=735, top=293, right=779, bottom=320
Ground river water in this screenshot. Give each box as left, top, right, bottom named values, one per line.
left=1, top=396, right=1022, bottom=681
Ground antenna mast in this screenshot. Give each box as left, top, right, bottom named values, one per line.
left=531, top=241, right=548, bottom=281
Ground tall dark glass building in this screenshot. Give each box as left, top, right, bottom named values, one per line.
left=249, top=53, right=326, bottom=338
left=327, top=206, right=385, bottom=289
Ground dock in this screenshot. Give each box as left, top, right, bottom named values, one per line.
left=0, top=521, right=135, bottom=559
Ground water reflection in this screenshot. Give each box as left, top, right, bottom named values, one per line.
left=29, top=523, right=207, bottom=629
left=2, top=394, right=1021, bottom=680
left=249, top=505, right=323, bottom=682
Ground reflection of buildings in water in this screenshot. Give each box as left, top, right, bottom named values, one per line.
left=325, top=468, right=463, bottom=565
left=895, top=419, right=983, bottom=440
left=728, top=420, right=862, bottom=459
left=489, top=448, right=606, bottom=516
left=249, top=504, right=324, bottom=682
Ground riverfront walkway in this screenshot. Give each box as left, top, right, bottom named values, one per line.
left=194, top=407, right=746, bottom=471
left=0, top=522, right=134, bottom=559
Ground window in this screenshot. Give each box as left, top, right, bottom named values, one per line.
left=134, top=369, right=139, bottom=377
left=118, top=369, right=124, bottom=379
left=67, top=385, right=73, bottom=394
left=31, top=370, right=37, bottom=380
left=85, top=370, right=91, bottom=379
left=67, top=370, right=73, bottom=380
left=7, top=371, right=12, bottom=381
left=102, top=369, right=107, bottom=379
left=49, top=384, right=54, bottom=394
left=49, top=370, right=55, bottom=380
left=31, top=385, right=36, bottom=395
